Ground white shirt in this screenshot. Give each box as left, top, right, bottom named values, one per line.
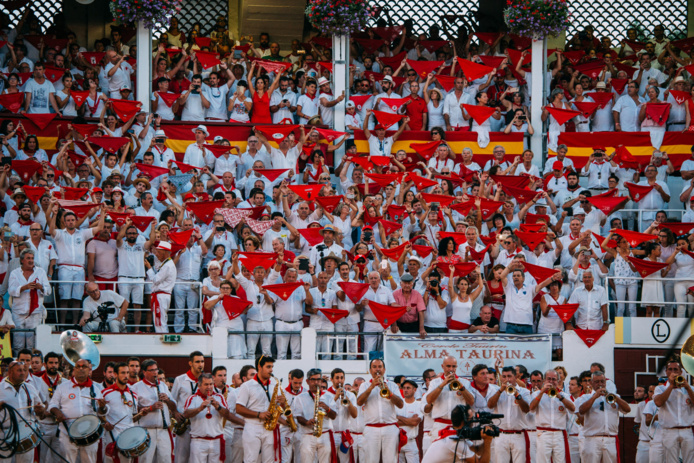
left=469, top=383, right=500, bottom=413
left=503, top=282, right=535, bottom=326
left=48, top=378, right=105, bottom=427
left=654, top=383, right=694, bottom=428
left=574, top=392, right=622, bottom=436
left=213, top=154, right=239, bottom=176
left=181, top=91, right=206, bottom=121
left=131, top=379, right=173, bottom=429
left=103, top=384, right=138, bottom=434
left=367, top=135, right=394, bottom=157
left=24, top=78, right=56, bottom=114
left=424, top=376, right=472, bottom=421
left=82, top=290, right=125, bottom=322
left=297, top=93, right=320, bottom=124
left=531, top=390, right=570, bottom=429
left=203, top=84, right=230, bottom=120
left=236, top=376, right=281, bottom=425
left=443, top=91, right=474, bottom=128
left=494, top=387, right=532, bottom=430
left=319, top=92, right=336, bottom=127
left=308, top=286, right=338, bottom=329
left=146, top=258, right=177, bottom=294
left=27, top=239, right=57, bottom=274
left=581, top=161, right=618, bottom=189
left=235, top=270, right=279, bottom=321
left=294, top=390, right=337, bottom=433
left=398, top=399, right=423, bottom=439
left=0, top=380, right=41, bottom=427
left=117, top=235, right=146, bottom=278
left=175, top=245, right=203, bottom=281
left=105, top=62, right=129, bottom=94
left=269, top=146, right=300, bottom=171
left=8, top=266, right=51, bottom=316
left=270, top=284, right=306, bottom=322
left=357, top=379, right=403, bottom=424
left=329, top=278, right=360, bottom=324
left=612, top=94, right=646, bottom=132
left=363, top=285, right=396, bottom=322
left=185, top=391, right=229, bottom=437
left=53, top=228, right=94, bottom=266
left=171, top=372, right=200, bottom=412
left=324, top=387, right=356, bottom=432
left=270, top=89, right=297, bottom=124
left=568, top=285, right=608, bottom=330
left=183, top=143, right=215, bottom=169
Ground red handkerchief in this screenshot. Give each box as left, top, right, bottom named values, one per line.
left=612, top=229, right=657, bottom=247
left=25, top=113, right=57, bottom=130
left=522, top=262, right=560, bottom=284
left=409, top=140, right=442, bottom=161
left=298, top=228, right=323, bottom=246
left=288, top=184, right=324, bottom=201
left=365, top=173, right=403, bottom=188
left=107, top=211, right=132, bottom=227
left=585, top=92, right=614, bottom=109
left=319, top=308, right=350, bottom=324
left=350, top=95, right=372, bottom=111
left=670, top=90, right=691, bottom=105
left=254, top=169, right=289, bottom=182
left=515, top=231, right=547, bottom=251
left=195, top=51, right=222, bottom=70
left=379, top=97, right=409, bottom=113
left=624, top=182, right=655, bottom=202
left=550, top=304, right=579, bottom=323
left=420, top=192, right=455, bottom=207
left=12, top=159, right=42, bottom=182
left=586, top=195, right=627, bottom=215
left=88, top=137, right=130, bottom=154
left=239, top=254, right=277, bottom=271
left=491, top=175, right=530, bottom=189
left=61, top=187, right=89, bottom=201
left=81, top=52, right=106, bottom=66
left=312, top=127, right=346, bottom=142
left=256, top=125, right=299, bottom=142
left=194, top=37, right=212, bottom=48
left=379, top=240, right=408, bottom=260
left=405, top=173, right=438, bottom=189
left=371, top=110, right=404, bottom=128
left=263, top=282, right=303, bottom=301
left=438, top=231, right=467, bottom=244
left=546, top=107, right=580, bottom=126
left=157, top=92, right=181, bottom=107
left=574, top=328, right=607, bottom=348
left=412, top=244, right=434, bottom=258
left=57, top=200, right=99, bottom=218
left=134, top=162, right=169, bottom=179
left=0, top=92, right=24, bottom=113
left=501, top=184, right=537, bottom=204
left=204, top=145, right=235, bottom=158
left=172, top=161, right=198, bottom=174
left=367, top=300, right=406, bottom=329
left=44, top=65, right=65, bottom=83
left=221, top=295, right=252, bottom=320
left=337, top=281, right=370, bottom=303
left=130, top=216, right=155, bottom=232
left=378, top=52, right=407, bottom=70
left=627, top=256, right=669, bottom=277
left=387, top=205, right=407, bottom=221
left=317, top=61, right=333, bottom=73
left=573, top=61, right=604, bottom=79
left=475, top=32, right=502, bottom=47
left=168, top=229, right=194, bottom=246
left=612, top=146, right=641, bottom=170
left=478, top=55, right=505, bottom=69
left=185, top=200, right=225, bottom=224
left=435, top=75, right=456, bottom=92
left=109, top=98, right=142, bottom=122
left=436, top=262, right=477, bottom=278
left=573, top=101, right=600, bottom=118
left=406, top=59, right=444, bottom=79
left=610, top=79, right=628, bottom=95
left=657, top=222, right=694, bottom=237
left=462, top=104, right=497, bottom=125
left=467, top=245, right=491, bottom=264
left=644, top=103, right=670, bottom=126
left=22, top=185, right=46, bottom=203
left=456, top=58, right=494, bottom=81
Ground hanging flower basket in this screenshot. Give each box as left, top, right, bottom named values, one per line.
left=305, top=0, right=374, bottom=36
left=504, top=0, right=572, bottom=40
left=110, top=0, right=182, bottom=30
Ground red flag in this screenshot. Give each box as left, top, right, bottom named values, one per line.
left=157, top=92, right=181, bottom=107
left=365, top=173, right=403, bottom=188
left=406, top=60, right=444, bottom=79
left=467, top=244, right=491, bottom=264
left=522, top=262, right=560, bottom=283
left=107, top=211, right=131, bottom=227
left=315, top=195, right=344, bottom=213
left=134, top=162, right=169, bottom=179
left=478, top=55, right=505, bottom=69
left=263, top=282, right=303, bottom=301
left=405, top=173, right=438, bottom=189
left=573, top=61, right=605, bottom=79
left=109, top=98, right=142, bottom=122
left=367, top=300, right=406, bottom=329
left=168, top=229, right=195, bottom=246
left=319, top=308, right=350, bottom=324
left=610, top=79, right=628, bottom=95
left=12, top=159, right=41, bottom=182
left=220, top=295, right=253, bottom=320
left=0, top=92, right=24, bottom=113
left=61, top=187, right=89, bottom=201
left=574, top=328, right=607, bottom=348
left=81, top=51, right=106, bottom=66
left=644, top=103, right=671, bottom=126
left=317, top=61, right=334, bottom=73
left=350, top=95, right=372, bottom=111
left=461, top=104, right=497, bottom=125
left=256, top=124, right=299, bottom=142
left=624, top=182, right=655, bottom=202
left=88, top=136, right=130, bottom=154
left=585, top=92, right=614, bottom=109
left=312, top=127, right=346, bottom=142
left=546, top=107, right=580, bottom=125
left=24, top=113, right=57, bottom=130
left=195, top=51, right=222, bottom=70
left=573, top=101, right=600, bottom=118
left=515, top=231, right=547, bottom=251
left=194, top=37, right=212, bottom=48
left=550, top=304, right=579, bottom=323
left=412, top=244, right=434, bottom=258
left=57, top=200, right=99, bottom=218
left=612, top=229, right=657, bottom=247
left=410, top=140, right=444, bottom=161
left=586, top=195, right=627, bottom=215
left=501, top=185, right=537, bottom=204
left=129, top=216, right=155, bottom=232
left=239, top=254, right=277, bottom=271
left=438, top=231, right=467, bottom=244
left=669, top=90, right=691, bottom=105
left=435, top=75, right=457, bottom=92
left=456, top=58, right=494, bottom=81
left=436, top=262, right=478, bottom=278
left=379, top=240, right=408, bottom=259
left=185, top=200, right=225, bottom=224
left=254, top=169, right=289, bottom=182
left=612, top=146, right=641, bottom=170
left=22, top=185, right=46, bottom=203
left=337, top=281, right=370, bottom=303
left=627, top=256, right=669, bottom=277
left=43, top=65, right=65, bottom=83
left=288, top=184, right=324, bottom=201
left=298, top=228, right=324, bottom=246
left=475, top=32, right=502, bottom=47
left=657, top=222, right=694, bottom=237
left=420, top=192, right=455, bottom=207
left=387, top=205, right=407, bottom=221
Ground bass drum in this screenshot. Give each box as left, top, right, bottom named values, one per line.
left=68, top=415, right=104, bottom=447
left=117, top=426, right=151, bottom=458
left=15, top=421, right=41, bottom=454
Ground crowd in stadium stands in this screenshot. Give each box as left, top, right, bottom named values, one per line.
left=1, top=8, right=694, bottom=362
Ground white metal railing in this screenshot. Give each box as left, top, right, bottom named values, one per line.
left=35, top=279, right=204, bottom=331
left=605, top=275, right=694, bottom=308
left=613, top=208, right=687, bottom=229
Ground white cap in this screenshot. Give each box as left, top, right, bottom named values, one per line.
left=156, top=241, right=172, bottom=251
left=382, top=75, right=394, bottom=84
left=154, top=129, right=167, bottom=138
left=408, top=255, right=423, bottom=266
left=317, top=77, right=330, bottom=87
left=213, top=135, right=224, bottom=142
left=192, top=125, right=209, bottom=136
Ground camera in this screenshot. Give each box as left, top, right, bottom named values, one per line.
left=431, top=203, right=440, bottom=212
left=155, top=138, right=166, bottom=143
left=430, top=280, right=439, bottom=288
left=451, top=405, right=502, bottom=441
left=298, top=258, right=310, bottom=272
left=97, top=301, right=116, bottom=319
left=363, top=230, right=373, bottom=242
left=146, top=255, right=155, bottom=266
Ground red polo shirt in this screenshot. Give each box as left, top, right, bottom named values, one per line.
left=405, top=95, right=428, bottom=131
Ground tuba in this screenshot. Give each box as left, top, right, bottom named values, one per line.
left=60, top=330, right=100, bottom=369
left=278, top=379, right=298, bottom=433
left=264, top=379, right=282, bottom=431
left=312, top=389, right=326, bottom=437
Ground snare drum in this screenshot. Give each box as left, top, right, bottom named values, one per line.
left=68, top=415, right=104, bottom=447
left=117, top=427, right=151, bottom=458
left=16, top=421, right=40, bottom=454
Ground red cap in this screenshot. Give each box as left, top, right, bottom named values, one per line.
left=552, top=161, right=564, bottom=171
left=183, top=193, right=196, bottom=200
left=374, top=124, right=386, bottom=130
left=592, top=146, right=606, bottom=152
left=495, top=70, right=505, bottom=78
left=92, top=187, right=103, bottom=193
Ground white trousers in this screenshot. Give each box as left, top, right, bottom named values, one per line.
left=649, top=440, right=664, bottom=462
left=581, top=436, right=617, bottom=463
left=190, top=437, right=222, bottom=463
left=495, top=432, right=526, bottom=462
left=139, top=428, right=174, bottom=463
left=104, top=430, right=132, bottom=463
left=363, top=425, right=399, bottom=463
left=420, top=437, right=476, bottom=463
left=335, top=322, right=359, bottom=360
left=353, top=433, right=365, bottom=463
left=398, top=438, right=419, bottom=463
left=173, top=284, right=198, bottom=332
left=241, top=422, right=276, bottom=463
left=615, top=283, right=638, bottom=317
left=174, top=431, right=191, bottom=463
left=153, top=293, right=172, bottom=334
left=536, top=430, right=568, bottom=463
left=274, top=320, right=302, bottom=360
left=58, top=430, right=99, bottom=463
left=11, top=312, right=41, bottom=351
left=315, top=328, right=334, bottom=360
left=229, top=426, right=244, bottom=463
left=280, top=428, right=300, bottom=463
left=216, top=319, right=245, bottom=359
left=635, top=441, right=650, bottom=463
left=333, top=431, right=351, bottom=463
left=663, top=280, right=676, bottom=317
left=568, top=433, right=580, bottom=463
left=246, top=319, right=273, bottom=358
left=421, top=431, right=432, bottom=456
left=662, top=427, right=694, bottom=463
left=363, top=321, right=383, bottom=354
left=39, top=423, right=60, bottom=463
left=674, top=280, right=694, bottom=318
left=299, top=432, right=332, bottom=463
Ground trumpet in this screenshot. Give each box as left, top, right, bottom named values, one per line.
left=505, top=385, right=516, bottom=395
left=548, top=388, right=558, bottom=398
left=378, top=374, right=391, bottom=399
left=605, top=393, right=616, bottom=404
left=676, top=375, right=686, bottom=386
left=337, top=383, right=350, bottom=406
left=449, top=378, right=462, bottom=391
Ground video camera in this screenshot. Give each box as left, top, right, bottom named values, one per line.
left=451, top=405, right=502, bottom=441
left=95, top=301, right=116, bottom=320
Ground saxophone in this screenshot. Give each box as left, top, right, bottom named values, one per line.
left=312, top=389, right=326, bottom=437
left=278, top=379, right=298, bottom=433
left=264, top=379, right=282, bottom=431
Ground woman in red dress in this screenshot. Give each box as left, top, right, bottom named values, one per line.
left=247, top=61, right=282, bottom=124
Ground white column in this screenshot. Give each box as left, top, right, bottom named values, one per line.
left=136, top=22, right=152, bottom=113
left=530, top=38, right=545, bottom=168
left=332, top=34, right=349, bottom=166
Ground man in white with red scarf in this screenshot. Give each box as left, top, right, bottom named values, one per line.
left=325, top=368, right=358, bottom=463
left=35, top=352, right=65, bottom=463
left=171, top=351, right=206, bottom=463
left=422, top=356, right=474, bottom=439
left=576, top=371, right=631, bottom=463
left=356, top=359, right=404, bottom=463
left=144, top=241, right=177, bottom=333
left=487, top=366, right=531, bottom=462
left=653, top=358, right=694, bottom=463
left=8, top=248, right=51, bottom=351
left=102, top=362, right=139, bottom=463
left=529, top=369, right=576, bottom=463
left=184, top=373, right=236, bottom=463
left=294, top=368, right=338, bottom=463
left=282, top=369, right=305, bottom=462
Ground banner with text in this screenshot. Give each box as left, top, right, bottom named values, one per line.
left=384, top=334, right=552, bottom=377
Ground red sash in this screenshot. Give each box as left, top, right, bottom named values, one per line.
left=193, top=435, right=225, bottom=461
left=151, top=291, right=168, bottom=327
left=446, top=319, right=470, bottom=331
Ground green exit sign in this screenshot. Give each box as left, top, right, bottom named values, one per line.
left=161, top=334, right=182, bottom=343
left=88, top=334, right=102, bottom=343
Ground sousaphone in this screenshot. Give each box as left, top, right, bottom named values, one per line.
left=60, top=330, right=100, bottom=370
